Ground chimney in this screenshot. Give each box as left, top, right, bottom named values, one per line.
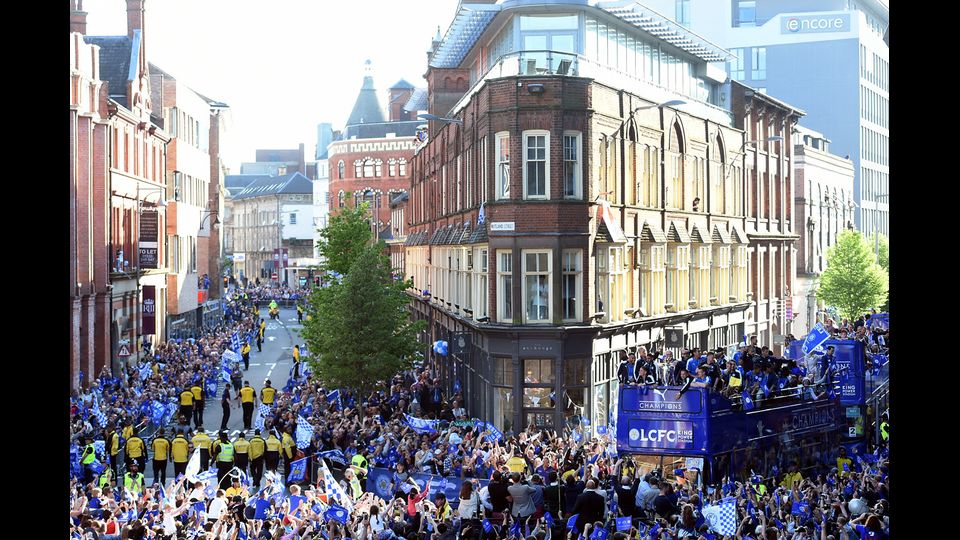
left=298, top=143, right=306, bottom=174
left=126, top=0, right=145, bottom=39
left=70, top=1, right=88, bottom=34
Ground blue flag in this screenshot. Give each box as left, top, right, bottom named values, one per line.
left=742, top=391, right=755, bottom=410
left=647, top=522, right=660, bottom=538
left=287, top=457, right=308, bottom=483
left=482, top=519, right=493, bottom=533
left=801, top=323, right=830, bottom=354
left=324, top=504, right=349, bottom=524
left=325, top=389, right=343, bottom=411
left=615, top=517, right=632, bottom=531
left=318, top=450, right=348, bottom=466
left=509, top=520, right=522, bottom=539
left=590, top=528, right=609, bottom=540
left=544, top=512, right=555, bottom=529
left=404, top=414, right=439, bottom=434
left=566, top=514, right=579, bottom=533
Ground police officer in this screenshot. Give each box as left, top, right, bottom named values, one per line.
left=151, top=429, right=171, bottom=486
left=260, top=380, right=276, bottom=408
left=264, top=431, right=281, bottom=473
left=241, top=341, right=251, bottom=371
left=213, top=432, right=235, bottom=490
left=233, top=432, right=250, bottom=475
left=123, top=461, right=145, bottom=497
left=171, top=429, right=190, bottom=478
left=249, top=429, right=266, bottom=488
left=190, top=378, right=205, bottom=428
left=879, top=412, right=889, bottom=443
left=79, top=436, right=97, bottom=486
left=239, top=381, right=256, bottom=430
left=179, top=387, right=195, bottom=427
left=125, top=430, right=146, bottom=474
left=351, top=450, right=369, bottom=491
left=192, top=426, right=212, bottom=472
left=256, top=328, right=264, bottom=353
left=97, top=466, right=114, bottom=490
left=281, top=427, right=296, bottom=476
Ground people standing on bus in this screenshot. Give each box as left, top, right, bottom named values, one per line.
left=690, top=366, right=712, bottom=389
left=617, top=352, right=640, bottom=384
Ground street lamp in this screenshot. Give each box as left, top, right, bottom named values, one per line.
left=418, top=113, right=463, bottom=125
left=725, top=136, right=784, bottom=179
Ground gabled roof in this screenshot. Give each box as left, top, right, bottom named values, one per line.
left=230, top=172, right=313, bottom=200
left=83, top=35, right=133, bottom=107
left=390, top=79, right=416, bottom=90
left=640, top=219, right=667, bottom=243
left=468, top=222, right=488, bottom=244
left=712, top=223, right=732, bottom=244
left=690, top=223, right=711, bottom=244
left=666, top=220, right=691, bottom=243
left=730, top=223, right=749, bottom=244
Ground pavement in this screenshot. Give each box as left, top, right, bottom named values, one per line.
left=142, top=305, right=304, bottom=485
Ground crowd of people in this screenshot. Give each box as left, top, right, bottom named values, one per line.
left=69, top=287, right=890, bottom=539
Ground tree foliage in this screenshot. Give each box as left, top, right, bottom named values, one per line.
left=817, top=229, right=888, bottom=321
left=315, top=198, right=373, bottom=276
left=870, top=233, right=889, bottom=273
left=303, top=202, right=425, bottom=401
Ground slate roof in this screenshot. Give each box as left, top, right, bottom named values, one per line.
left=230, top=172, right=313, bottom=200
left=402, top=88, right=428, bottom=114
left=390, top=79, right=415, bottom=90
left=346, top=74, right=385, bottom=126
left=468, top=222, right=488, bottom=244
left=344, top=120, right=421, bottom=140
left=224, top=174, right=272, bottom=190
left=84, top=35, right=133, bottom=108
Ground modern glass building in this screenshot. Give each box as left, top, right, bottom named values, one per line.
left=638, top=0, right=888, bottom=236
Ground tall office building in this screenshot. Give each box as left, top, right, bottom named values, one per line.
left=638, top=0, right=888, bottom=236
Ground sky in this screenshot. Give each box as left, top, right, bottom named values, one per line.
left=82, top=0, right=457, bottom=173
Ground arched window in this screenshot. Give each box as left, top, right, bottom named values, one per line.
left=668, top=119, right=685, bottom=209
left=337, top=160, right=344, bottom=179
left=388, top=158, right=397, bottom=177
left=398, top=158, right=407, bottom=176
left=712, top=134, right=726, bottom=214
left=374, top=159, right=383, bottom=177
left=363, top=158, right=374, bottom=178
left=354, top=160, right=362, bottom=178
left=338, top=190, right=345, bottom=208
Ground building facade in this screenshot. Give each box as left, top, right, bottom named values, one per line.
left=641, top=0, right=888, bottom=236
left=730, top=81, right=804, bottom=353
left=314, top=123, right=334, bottom=260
left=327, top=63, right=419, bottom=237
left=199, top=96, right=231, bottom=304
left=791, top=126, right=855, bottom=336
left=149, top=63, right=216, bottom=339
left=227, top=173, right=315, bottom=285
left=84, top=0, right=172, bottom=375
left=404, top=0, right=754, bottom=433
left=70, top=21, right=112, bottom=390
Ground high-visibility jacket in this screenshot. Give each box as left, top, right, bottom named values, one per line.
left=217, top=442, right=235, bottom=462
left=151, top=437, right=170, bottom=461
left=126, top=436, right=145, bottom=459
left=281, top=433, right=296, bottom=459
left=191, top=385, right=203, bottom=402
left=249, top=437, right=266, bottom=459
left=124, top=472, right=144, bottom=494
left=265, top=436, right=281, bottom=452
left=192, top=432, right=212, bottom=450
left=171, top=436, right=190, bottom=462
left=261, top=387, right=276, bottom=405
left=880, top=421, right=889, bottom=441
left=240, top=386, right=255, bottom=403
left=81, top=444, right=97, bottom=465
left=180, top=391, right=195, bottom=406
left=98, top=469, right=113, bottom=489
left=234, top=438, right=251, bottom=456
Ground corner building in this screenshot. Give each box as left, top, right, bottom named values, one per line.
left=406, top=0, right=754, bottom=433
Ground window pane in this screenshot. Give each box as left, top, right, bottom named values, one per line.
left=526, top=275, right=549, bottom=320
left=563, top=387, right=587, bottom=429
left=494, top=388, right=514, bottom=432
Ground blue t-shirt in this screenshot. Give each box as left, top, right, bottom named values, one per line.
left=694, top=376, right=711, bottom=386
left=686, top=358, right=699, bottom=374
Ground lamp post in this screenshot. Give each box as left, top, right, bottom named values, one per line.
left=199, top=209, right=220, bottom=305
left=134, top=184, right=166, bottom=374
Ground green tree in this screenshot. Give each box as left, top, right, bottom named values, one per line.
left=303, top=202, right=425, bottom=413
left=870, top=233, right=889, bottom=272
left=817, top=229, right=888, bottom=321
left=315, top=196, right=371, bottom=276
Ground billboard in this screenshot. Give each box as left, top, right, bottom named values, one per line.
left=139, top=211, right=159, bottom=269
left=142, top=285, right=156, bottom=335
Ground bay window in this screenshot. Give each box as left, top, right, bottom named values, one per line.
left=523, top=250, right=551, bottom=323
left=523, top=130, right=550, bottom=199
left=562, top=249, right=582, bottom=322
left=563, top=131, right=582, bottom=199
left=495, top=132, right=510, bottom=199
left=497, top=250, right=513, bottom=322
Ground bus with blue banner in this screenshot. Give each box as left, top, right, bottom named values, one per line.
left=615, top=385, right=844, bottom=484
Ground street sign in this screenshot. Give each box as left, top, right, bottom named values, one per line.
left=118, top=343, right=131, bottom=357
left=272, top=273, right=278, bottom=280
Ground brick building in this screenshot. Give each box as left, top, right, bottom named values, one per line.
left=404, top=0, right=756, bottom=432
left=327, top=61, right=419, bottom=236
left=70, top=18, right=112, bottom=390
left=729, top=81, right=804, bottom=353
left=82, top=0, right=171, bottom=377
left=198, top=95, right=231, bottom=310
left=149, top=62, right=223, bottom=339
left=791, top=126, right=855, bottom=336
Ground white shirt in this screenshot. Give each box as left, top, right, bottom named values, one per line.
left=162, top=511, right=178, bottom=535
left=207, top=496, right=228, bottom=521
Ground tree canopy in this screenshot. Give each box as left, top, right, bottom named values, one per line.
left=303, top=202, right=425, bottom=401
left=816, top=229, right=888, bottom=321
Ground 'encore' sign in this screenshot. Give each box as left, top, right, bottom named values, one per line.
left=781, top=13, right=850, bottom=34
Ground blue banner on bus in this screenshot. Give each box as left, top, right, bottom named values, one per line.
left=619, top=386, right=702, bottom=414
left=623, top=419, right=697, bottom=450
left=823, top=340, right=864, bottom=406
